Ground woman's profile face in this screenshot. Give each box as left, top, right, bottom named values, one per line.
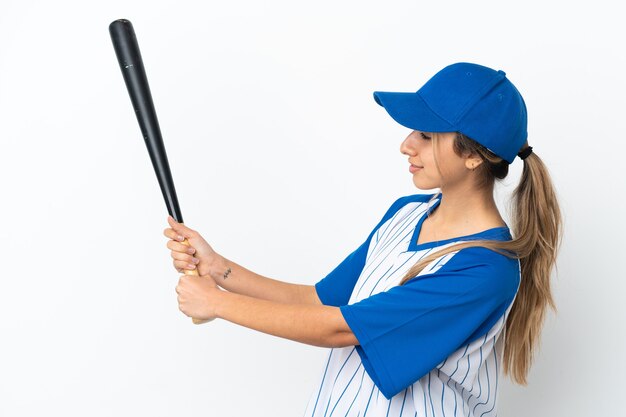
left=400, top=130, right=471, bottom=191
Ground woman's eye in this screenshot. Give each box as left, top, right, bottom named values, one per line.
left=420, top=132, right=432, bottom=140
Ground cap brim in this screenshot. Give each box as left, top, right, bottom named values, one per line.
left=373, top=91, right=455, bottom=132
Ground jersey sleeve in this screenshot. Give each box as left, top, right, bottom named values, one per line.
left=339, top=247, right=520, bottom=399
left=315, top=195, right=427, bottom=307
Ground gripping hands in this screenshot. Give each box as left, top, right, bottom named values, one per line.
left=163, top=216, right=224, bottom=323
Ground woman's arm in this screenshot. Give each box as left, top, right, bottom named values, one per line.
left=165, top=216, right=323, bottom=305
left=175, top=274, right=358, bottom=348
left=207, top=256, right=323, bottom=305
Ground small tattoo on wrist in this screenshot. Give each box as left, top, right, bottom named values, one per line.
left=223, top=267, right=232, bottom=280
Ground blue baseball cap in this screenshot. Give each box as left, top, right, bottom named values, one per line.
left=373, top=62, right=528, bottom=163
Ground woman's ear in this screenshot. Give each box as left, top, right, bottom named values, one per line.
left=465, top=155, right=484, bottom=171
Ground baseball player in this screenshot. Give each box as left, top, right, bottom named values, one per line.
left=164, top=62, right=562, bottom=416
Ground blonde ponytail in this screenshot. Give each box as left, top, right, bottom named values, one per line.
left=502, top=148, right=562, bottom=384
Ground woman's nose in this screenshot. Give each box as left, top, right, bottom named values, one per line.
left=400, top=131, right=418, bottom=156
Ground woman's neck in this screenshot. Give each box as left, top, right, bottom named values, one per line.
left=430, top=185, right=505, bottom=231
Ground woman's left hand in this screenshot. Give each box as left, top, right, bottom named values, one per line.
left=175, top=274, right=221, bottom=321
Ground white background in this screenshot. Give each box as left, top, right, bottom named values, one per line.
left=1, top=0, right=624, bottom=416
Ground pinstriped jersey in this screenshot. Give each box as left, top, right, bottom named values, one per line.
left=305, top=194, right=520, bottom=417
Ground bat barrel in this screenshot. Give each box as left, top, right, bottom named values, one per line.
left=109, top=19, right=184, bottom=223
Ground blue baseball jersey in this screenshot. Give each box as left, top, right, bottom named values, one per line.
left=303, top=193, right=520, bottom=417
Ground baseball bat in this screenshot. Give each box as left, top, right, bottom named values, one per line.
left=109, top=19, right=210, bottom=325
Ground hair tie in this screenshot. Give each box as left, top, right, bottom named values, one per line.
left=517, top=146, right=533, bottom=160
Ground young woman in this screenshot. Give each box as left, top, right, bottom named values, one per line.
left=163, top=62, right=562, bottom=416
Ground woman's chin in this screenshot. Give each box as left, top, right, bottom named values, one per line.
left=412, top=178, right=438, bottom=191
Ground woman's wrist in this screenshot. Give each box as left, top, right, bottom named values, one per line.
left=207, top=285, right=226, bottom=319
left=208, top=255, right=232, bottom=285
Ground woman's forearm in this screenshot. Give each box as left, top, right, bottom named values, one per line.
left=207, top=256, right=322, bottom=305
left=165, top=218, right=320, bottom=305
left=211, top=288, right=357, bottom=348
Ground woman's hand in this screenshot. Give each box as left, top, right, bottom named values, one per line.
left=163, top=216, right=223, bottom=277
left=175, top=273, right=221, bottom=321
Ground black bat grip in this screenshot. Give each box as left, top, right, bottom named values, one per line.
left=109, top=19, right=184, bottom=223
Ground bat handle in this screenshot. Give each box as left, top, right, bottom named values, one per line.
left=180, top=238, right=213, bottom=325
